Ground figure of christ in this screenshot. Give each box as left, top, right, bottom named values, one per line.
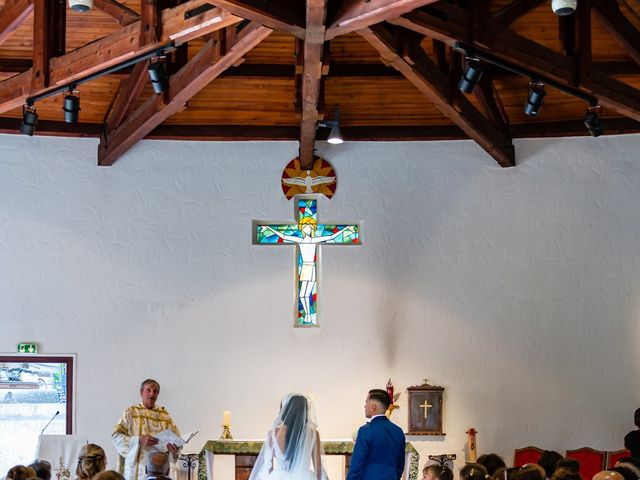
left=260, top=217, right=357, bottom=325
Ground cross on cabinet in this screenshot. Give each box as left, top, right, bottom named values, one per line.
left=407, top=384, right=445, bottom=435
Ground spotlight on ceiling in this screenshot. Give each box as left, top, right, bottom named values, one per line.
left=20, top=104, right=38, bottom=136
left=147, top=60, right=169, bottom=94
left=63, top=89, right=80, bottom=124
left=524, top=81, right=546, bottom=116
left=319, top=107, right=344, bottom=145
left=552, top=0, right=577, bottom=16
left=69, top=0, right=93, bottom=13
left=584, top=106, right=604, bottom=137
left=458, top=59, right=483, bottom=94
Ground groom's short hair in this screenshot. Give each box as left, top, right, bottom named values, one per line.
left=368, top=389, right=391, bottom=410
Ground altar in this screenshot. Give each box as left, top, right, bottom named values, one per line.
left=196, top=440, right=420, bottom=480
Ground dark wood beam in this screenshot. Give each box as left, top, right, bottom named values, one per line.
left=389, top=2, right=640, bottom=121
left=93, top=0, right=140, bottom=26
left=0, top=0, right=33, bottom=47
left=98, top=23, right=272, bottom=166
left=474, top=75, right=509, bottom=130
left=622, top=0, right=640, bottom=19
left=325, top=0, right=440, bottom=40
left=593, top=0, right=640, bottom=66
left=494, top=0, right=546, bottom=26
left=205, top=0, right=305, bottom=38
left=0, top=0, right=243, bottom=115
left=559, top=13, right=575, bottom=57
left=3, top=117, right=639, bottom=140
left=31, top=0, right=65, bottom=90
left=358, top=24, right=515, bottom=167
left=298, top=0, right=327, bottom=170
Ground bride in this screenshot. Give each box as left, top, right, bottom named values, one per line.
left=249, top=394, right=328, bottom=480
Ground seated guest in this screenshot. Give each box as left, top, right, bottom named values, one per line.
left=423, top=464, right=454, bottom=480
left=539, top=451, right=564, bottom=480
left=517, top=464, right=546, bottom=480
left=77, top=444, right=107, bottom=480
left=93, top=472, right=125, bottom=480
left=28, top=461, right=51, bottom=480
left=478, top=454, right=507, bottom=476
left=611, top=467, right=636, bottom=480
left=614, top=457, right=640, bottom=478
left=461, top=463, right=489, bottom=480
left=6, top=466, right=37, bottom=480
left=592, top=471, right=625, bottom=480
left=556, top=459, right=580, bottom=476
left=625, top=408, right=640, bottom=459
left=551, top=465, right=582, bottom=480
left=144, top=452, right=170, bottom=480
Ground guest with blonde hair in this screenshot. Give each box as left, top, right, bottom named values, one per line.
left=93, top=471, right=125, bottom=480
left=76, top=444, right=107, bottom=480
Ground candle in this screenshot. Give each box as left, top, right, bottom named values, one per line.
left=222, top=410, right=231, bottom=427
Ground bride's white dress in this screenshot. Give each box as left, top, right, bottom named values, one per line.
left=265, top=430, right=316, bottom=480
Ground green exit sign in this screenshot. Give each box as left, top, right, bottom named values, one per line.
left=17, top=343, right=38, bottom=353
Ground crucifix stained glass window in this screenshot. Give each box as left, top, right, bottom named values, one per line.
left=254, top=195, right=360, bottom=327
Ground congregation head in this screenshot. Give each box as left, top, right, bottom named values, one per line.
left=538, top=451, right=564, bottom=479
left=592, top=471, right=625, bottom=480
left=76, top=443, right=107, bottom=480
left=6, top=465, right=37, bottom=480
left=145, top=452, right=169, bottom=478
left=634, top=408, right=640, bottom=428
left=478, top=454, right=507, bottom=476
left=460, top=463, right=489, bottom=480
left=139, top=379, right=160, bottom=409
left=423, top=464, right=453, bottom=480
left=614, top=458, right=640, bottom=478
left=517, top=464, right=546, bottom=480
left=28, top=461, right=51, bottom=480
left=551, top=464, right=582, bottom=480
left=555, top=459, right=581, bottom=476
left=93, top=472, right=125, bottom=480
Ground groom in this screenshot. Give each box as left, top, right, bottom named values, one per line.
left=347, top=389, right=406, bottom=480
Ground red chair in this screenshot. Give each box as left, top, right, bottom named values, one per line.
left=607, top=449, right=630, bottom=468
left=565, top=448, right=606, bottom=480
left=514, top=446, right=545, bottom=467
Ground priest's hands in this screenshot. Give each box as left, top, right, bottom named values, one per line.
left=140, top=435, right=159, bottom=447
left=167, top=443, right=179, bottom=454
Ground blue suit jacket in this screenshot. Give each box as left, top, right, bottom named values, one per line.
left=346, top=416, right=406, bottom=480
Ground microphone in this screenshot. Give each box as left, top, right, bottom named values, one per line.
left=41, top=411, right=60, bottom=435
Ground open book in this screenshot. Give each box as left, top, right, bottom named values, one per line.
left=152, top=430, right=198, bottom=452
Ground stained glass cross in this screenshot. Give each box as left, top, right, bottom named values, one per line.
left=254, top=195, right=360, bottom=327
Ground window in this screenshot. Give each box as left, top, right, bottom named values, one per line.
left=0, top=355, right=74, bottom=476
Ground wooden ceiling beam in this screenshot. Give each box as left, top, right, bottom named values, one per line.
left=494, top=0, right=546, bottom=26
left=593, top=0, right=640, bottom=66
left=325, top=0, right=440, bottom=40
left=98, top=22, right=272, bottom=166
left=93, top=0, right=140, bottom=26
left=358, top=24, right=515, bottom=167
left=389, top=2, right=640, bottom=121
left=207, top=0, right=305, bottom=39
left=0, top=0, right=33, bottom=48
left=31, top=0, right=65, bottom=91
left=474, top=75, right=509, bottom=131
left=0, top=0, right=242, bottom=115
left=298, top=0, right=327, bottom=170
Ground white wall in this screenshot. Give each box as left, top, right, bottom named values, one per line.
left=1, top=133, right=639, bottom=470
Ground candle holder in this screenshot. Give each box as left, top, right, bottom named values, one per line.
left=220, top=425, right=233, bottom=440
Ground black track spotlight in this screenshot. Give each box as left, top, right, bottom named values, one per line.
left=524, top=81, right=546, bottom=116
left=584, top=105, right=604, bottom=137
left=458, top=59, right=483, bottom=94
left=63, top=89, right=80, bottom=123
left=147, top=60, right=169, bottom=94
left=20, top=103, right=38, bottom=136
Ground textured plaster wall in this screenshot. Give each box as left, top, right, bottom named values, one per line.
left=1, top=133, right=639, bottom=470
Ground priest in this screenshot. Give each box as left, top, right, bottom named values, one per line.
left=112, top=379, right=181, bottom=480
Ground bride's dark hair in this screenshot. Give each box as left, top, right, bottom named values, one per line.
left=281, top=394, right=308, bottom=465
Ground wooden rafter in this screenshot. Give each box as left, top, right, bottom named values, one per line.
left=388, top=2, right=640, bottom=121
left=98, top=23, right=272, bottom=166
left=593, top=0, right=640, bottom=66
left=298, top=0, right=327, bottom=170
left=325, top=0, right=440, bottom=40
left=474, top=75, right=509, bottom=131
left=0, top=0, right=34, bottom=48
left=494, top=0, right=546, bottom=26
left=0, top=0, right=242, bottom=115
left=93, top=0, right=140, bottom=26
left=206, top=0, right=305, bottom=39
left=359, top=24, right=515, bottom=167
left=31, top=0, right=66, bottom=91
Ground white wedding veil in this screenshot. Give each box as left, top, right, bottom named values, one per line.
left=248, top=393, right=328, bottom=480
